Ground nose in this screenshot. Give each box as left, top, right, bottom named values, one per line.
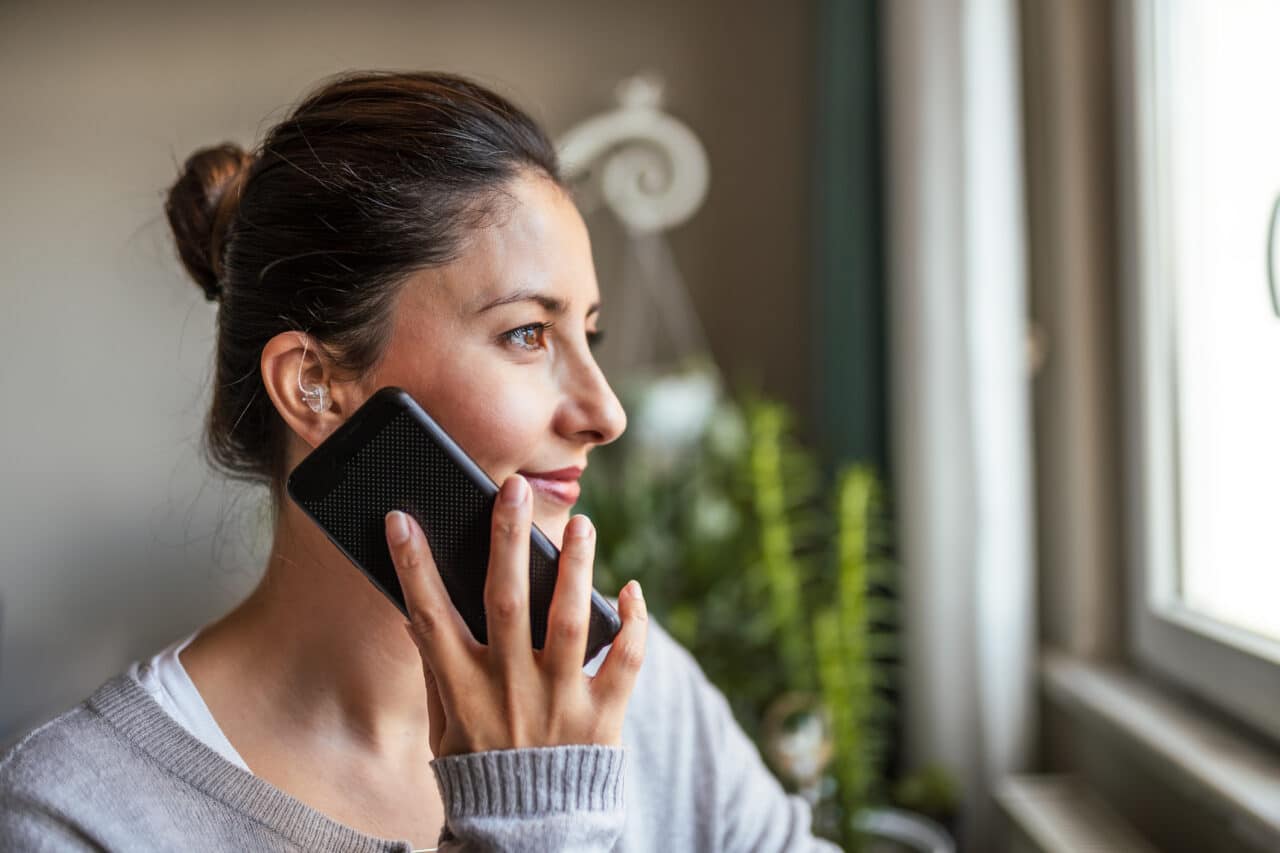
left=556, top=350, right=627, bottom=447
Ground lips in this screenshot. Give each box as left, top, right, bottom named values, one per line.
left=519, top=466, right=583, bottom=480
left=518, top=466, right=583, bottom=506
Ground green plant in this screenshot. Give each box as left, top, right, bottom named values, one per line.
left=813, top=467, right=896, bottom=846
left=578, top=364, right=904, bottom=850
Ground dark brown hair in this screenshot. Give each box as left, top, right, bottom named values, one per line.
left=165, top=70, right=562, bottom=495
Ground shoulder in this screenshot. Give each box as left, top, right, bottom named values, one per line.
left=637, top=612, right=707, bottom=694
left=604, top=607, right=841, bottom=851
left=0, top=673, right=187, bottom=849
left=593, top=604, right=716, bottom=717
left=596, top=596, right=706, bottom=695
left=3, top=705, right=104, bottom=789
left=627, top=598, right=712, bottom=684
left=598, top=600, right=734, bottom=746
left=0, top=675, right=148, bottom=809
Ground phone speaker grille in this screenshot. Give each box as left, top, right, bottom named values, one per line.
left=303, top=410, right=562, bottom=650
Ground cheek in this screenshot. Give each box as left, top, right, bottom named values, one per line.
left=368, top=331, right=565, bottom=536
left=434, top=374, right=570, bottom=545
left=449, top=381, right=547, bottom=480
left=394, top=358, right=551, bottom=482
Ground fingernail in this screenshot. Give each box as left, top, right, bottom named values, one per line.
left=501, top=474, right=528, bottom=507
left=568, top=515, right=594, bottom=540
left=626, top=579, right=643, bottom=602
left=386, top=510, right=411, bottom=545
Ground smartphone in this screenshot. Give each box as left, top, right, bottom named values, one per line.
left=286, top=386, right=621, bottom=665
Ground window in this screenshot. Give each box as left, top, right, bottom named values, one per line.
left=1124, top=0, right=1280, bottom=740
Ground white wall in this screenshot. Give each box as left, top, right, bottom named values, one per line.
left=0, top=0, right=813, bottom=740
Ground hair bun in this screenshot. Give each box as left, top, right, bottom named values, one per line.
left=164, top=142, right=255, bottom=302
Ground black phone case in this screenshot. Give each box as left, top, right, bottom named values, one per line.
left=286, top=386, right=621, bottom=665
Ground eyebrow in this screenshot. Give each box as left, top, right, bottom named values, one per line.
left=473, top=286, right=599, bottom=317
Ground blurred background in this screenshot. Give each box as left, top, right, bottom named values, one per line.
left=4, top=1, right=1280, bottom=851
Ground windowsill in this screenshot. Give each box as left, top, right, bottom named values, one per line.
left=1040, top=649, right=1280, bottom=848
left=997, top=775, right=1158, bottom=853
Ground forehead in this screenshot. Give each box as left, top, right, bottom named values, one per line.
left=402, top=173, right=599, bottom=318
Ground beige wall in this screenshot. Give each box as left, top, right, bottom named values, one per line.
left=0, top=0, right=814, bottom=738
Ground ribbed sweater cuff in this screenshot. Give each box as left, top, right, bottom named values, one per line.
left=429, top=745, right=625, bottom=819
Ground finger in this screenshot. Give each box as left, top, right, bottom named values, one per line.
left=590, top=580, right=648, bottom=709
left=425, top=670, right=446, bottom=757
left=386, top=510, right=476, bottom=681
left=543, top=514, right=596, bottom=682
left=403, top=622, right=449, bottom=757
left=484, top=474, right=534, bottom=673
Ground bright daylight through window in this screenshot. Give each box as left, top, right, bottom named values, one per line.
left=1160, top=0, right=1280, bottom=644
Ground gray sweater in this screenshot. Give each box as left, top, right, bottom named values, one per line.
left=0, top=619, right=839, bottom=851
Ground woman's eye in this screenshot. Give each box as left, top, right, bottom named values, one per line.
left=500, top=322, right=604, bottom=353
left=502, top=322, right=551, bottom=351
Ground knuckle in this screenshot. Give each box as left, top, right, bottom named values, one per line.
left=565, top=532, right=594, bottom=558
left=567, top=549, right=595, bottom=577
left=397, top=547, right=423, bottom=573
left=486, top=593, right=522, bottom=623
left=494, top=516, right=523, bottom=541
left=408, top=608, right=440, bottom=639
left=559, top=551, right=590, bottom=583
left=551, top=616, right=586, bottom=645
left=617, top=641, right=645, bottom=673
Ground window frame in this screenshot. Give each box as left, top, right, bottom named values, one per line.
left=1119, top=0, right=1280, bottom=744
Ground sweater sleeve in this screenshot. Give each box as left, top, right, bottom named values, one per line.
left=429, top=743, right=625, bottom=852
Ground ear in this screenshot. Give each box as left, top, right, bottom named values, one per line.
left=260, top=332, right=360, bottom=449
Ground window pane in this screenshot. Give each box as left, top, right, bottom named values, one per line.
left=1163, top=0, right=1280, bottom=642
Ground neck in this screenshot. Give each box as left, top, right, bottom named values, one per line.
left=183, top=500, right=432, bottom=757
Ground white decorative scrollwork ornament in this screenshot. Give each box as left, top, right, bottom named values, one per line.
left=558, top=73, right=710, bottom=235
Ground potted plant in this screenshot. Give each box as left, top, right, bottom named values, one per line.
left=579, top=360, right=956, bottom=851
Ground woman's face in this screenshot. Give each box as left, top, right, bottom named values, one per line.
left=359, top=170, right=627, bottom=546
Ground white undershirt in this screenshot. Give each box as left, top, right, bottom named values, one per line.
left=128, top=629, right=252, bottom=773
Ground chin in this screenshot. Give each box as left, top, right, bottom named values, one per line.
left=534, top=507, right=572, bottom=539
left=534, top=505, right=571, bottom=526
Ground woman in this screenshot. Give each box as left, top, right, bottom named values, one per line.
left=0, top=71, right=838, bottom=852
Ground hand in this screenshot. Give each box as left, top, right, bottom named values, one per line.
left=384, top=473, right=647, bottom=758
